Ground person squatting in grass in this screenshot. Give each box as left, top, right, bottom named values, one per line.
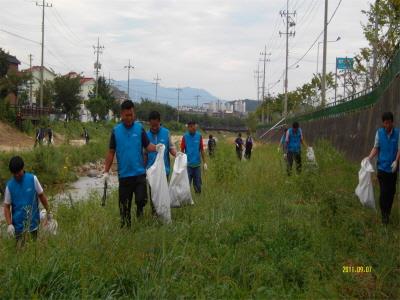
left=244, top=132, right=254, bottom=160
left=145, top=110, right=177, bottom=214
left=235, top=133, right=244, bottom=160
left=180, top=120, right=207, bottom=194
left=103, top=100, right=159, bottom=228
left=285, top=122, right=306, bottom=175
left=3, top=156, right=52, bottom=248
left=367, top=111, right=400, bottom=225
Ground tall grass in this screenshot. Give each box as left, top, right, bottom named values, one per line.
left=0, top=140, right=399, bottom=298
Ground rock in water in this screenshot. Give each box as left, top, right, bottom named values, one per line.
left=87, top=169, right=100, bottom=178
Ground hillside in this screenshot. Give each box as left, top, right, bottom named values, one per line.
left=0, top=121, right=34, bottom=151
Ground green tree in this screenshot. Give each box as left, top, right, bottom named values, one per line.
left=87, top=76, right=115, bottom=121
left=53, top=75, right=82, bottom=120
left=86, top=97, right=109, bottom=121
left=34, top=80, right=55, bottom=107
left=0, top=48, right=8, bottom=79
left=0, top=69, right=32, bottom=103
left=352, top=0, right=400, bottom=85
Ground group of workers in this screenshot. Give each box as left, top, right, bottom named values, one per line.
left=234, top=132, right=254, bottom=160
left=277, top=112, right=399, bottom=225
left=34, top=127, right=53, bottom=147
left=34, top=126, right=90, bottom=147
left=103, top=100, right=208, bottom=228
left=2, top=100, right=399, bottom=246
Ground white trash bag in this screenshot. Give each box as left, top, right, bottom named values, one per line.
left=40, top=209, right=58, bottom=235
left=169, top=153, right=194, bottom=208
left=306, top=146, right=317, bottom=164
left=355, top=158, right=376, bottom=209
left=146, top=144, right=172, bottom=223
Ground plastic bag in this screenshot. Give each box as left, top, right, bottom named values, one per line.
left=146, top=145, right=172, bottom=223
left=306, top=147, right=317, bottom=164
left=40, top=209, right=58, bottom=235
left=355, top=158, right=376, bottom=209
left=169, top=153, right=194, bottom=208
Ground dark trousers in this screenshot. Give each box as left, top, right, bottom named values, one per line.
left=244, top=148, right=252, bottom=160
left=188, top=166, right=202, bottom=194
left=16, top=230, right=38, bottom=248
left=236, top=149, right=243, bottom=160
left=287, top=151, right=302, bottom=175
left=377, top=170, right=397, bottom=224
left=118, top=175, right=147, bottom=227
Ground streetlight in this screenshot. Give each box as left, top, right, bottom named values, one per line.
left=317, top=36, right=341, bottom=74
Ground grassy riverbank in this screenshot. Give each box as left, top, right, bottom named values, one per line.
left=0, top=140, right=398, bottom=298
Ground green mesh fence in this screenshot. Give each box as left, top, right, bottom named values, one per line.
left=294, top=48, right=400, bottom=122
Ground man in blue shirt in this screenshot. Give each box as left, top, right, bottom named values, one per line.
left=145, top=111, right=177, bottom=176
left=367, top=112, right=400, bottom=224
left=3, top=156, right=52, bottom=247
left=104, top=100, right=157, bottom=228
left=145, top=111, right=177, bottom=214
left=180, top=121, right=207, bottom=194
left=285, top=122, right=305, bottom=175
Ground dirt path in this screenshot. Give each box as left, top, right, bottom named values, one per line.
left=0, top=121, right=34, bottom=152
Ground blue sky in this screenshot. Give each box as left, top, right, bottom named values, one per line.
left=0, top=0, right=371, bottom=101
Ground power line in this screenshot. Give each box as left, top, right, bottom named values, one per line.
left=36, top=0, right=53, bottom=108
left=260, top=46, right=271, bottom=123
left=153, top=74, right=161, bottom=101
left=0, top=28, right=41, bottom=45
left=176, top=86, right=182, bottom=122
left=280, top=0, right=297, bottom=117
left=93, top=37, right=105, bottom=98
left=195, top=95, right=201, bottom=108
left=124, top=59, right=135, bottom=100
left=289, top=0, right=343, bottom=68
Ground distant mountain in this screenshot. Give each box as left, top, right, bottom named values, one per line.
left=114, top=79, right=219, bottom=107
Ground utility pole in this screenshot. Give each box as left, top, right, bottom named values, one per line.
left=176, top=86, right=182, bottom=122
left=195, top=95, right=201, bottom=109
left=260, top=46, right=271, bottom=123
left=36, top=0, right=52, bottom=108
left=254, top=63, right=261, bottom=103
left=371, top=0, right=379, bottom=86
left=124, top=59, right=135, bottom=100
left=153, top=73, right=161, bottom=102
left=93, top=37, right=104, bottom=99
left=29, top=54, right=33, bottom=105
left=280, top=0, right=296, bottom=117
left=321, top=0, right=329, bottom=106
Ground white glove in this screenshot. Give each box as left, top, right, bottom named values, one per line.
left=203, top=163, right=208, bottom=171
left=47, top=211, right=53, bottom=221
left=103, top=172, right=109, bottom=184
left=156, top=144, right=163, bottom=151
left=391, top=161, right=398, bottom=173
left=7, top=224, right=15, bottom=237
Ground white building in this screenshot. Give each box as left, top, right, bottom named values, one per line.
left=22, top=66, right=56, bottom=105
left=65, top=72, right=96, bottom=122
